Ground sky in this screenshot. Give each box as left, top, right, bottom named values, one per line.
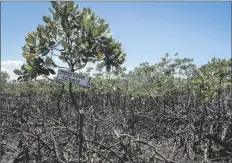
left=1, top=2, right=231, bottom=79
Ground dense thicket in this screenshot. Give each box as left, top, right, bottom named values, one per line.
left=1, top=54, right=232, bottom=162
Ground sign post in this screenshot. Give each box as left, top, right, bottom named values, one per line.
left=56, top=69, right=91, bottom=88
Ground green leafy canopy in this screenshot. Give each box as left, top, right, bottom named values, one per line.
left=13, top=1, right=126, bottom=82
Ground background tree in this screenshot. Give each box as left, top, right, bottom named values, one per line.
left=1, top=71, right=10, bottom=85
left=191, top=57, right=232, bottom=102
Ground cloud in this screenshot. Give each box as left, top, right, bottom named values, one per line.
left=1, top=58, right=133, bottom=81
left=1, top=60, right=24, bottom=80
left=0, top=58, right=86, bottom=80
left=2, top=60, right=24, bottom=68
left=0, top=58, right=67, bottom=80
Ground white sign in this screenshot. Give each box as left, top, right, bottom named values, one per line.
left=57, top=69, right=91, bottom=87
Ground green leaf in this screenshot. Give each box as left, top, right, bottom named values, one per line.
left=68, top=1, right=74, bottom=9
left=48, top=68, right=56, bottom=75
left=83, top=13, right=92, bottom=32
left=72, top=5, right=77, bottom=15
left=26, top=59, right=32, bottom=67
left=38, top=68, right=50, bottom=76
left=81, top=58, right=88, bottom=63
left=83, top=52, right=93, bottom=58
left=38, top=57, right=44, bottom=65
left=51, top=1, right=58, bottom=9
left=49, top=8, right=56, bottom=15
left=25, top=33, right=36, bottom=46
left=23, top=71, right=30, bottom=75
left=75, top=37, right=82, bottom=45
left=44, top=56, right=53, bottom=66
left=26, top=65, right=33, bottom=71
left=43, top=16, right=50, bottom=23
left=85, top=41, right=89, bottom=47
left=32, top=57, right=38, bottom=66
left=88, top=58, right=94, bottom=62
left=43, top=69, right=50, bottom=76
left=49, top=41, right=56, bottom=47
left=31, top=71, right=37, bottom=79
left=37, top=24, right=44, bottom=31
left=13, top=69, right=22, bottom=75
left=21, top=65, right=26, bottom=71
left=106, top=64, right=111, bottom=72
left=17, top=76, right=23, bottom=81
left=91, top=28, right=99, bottom=37
left=41, top=47, right=50, bottom=56
left=60, top=40, right=70, bottom=49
